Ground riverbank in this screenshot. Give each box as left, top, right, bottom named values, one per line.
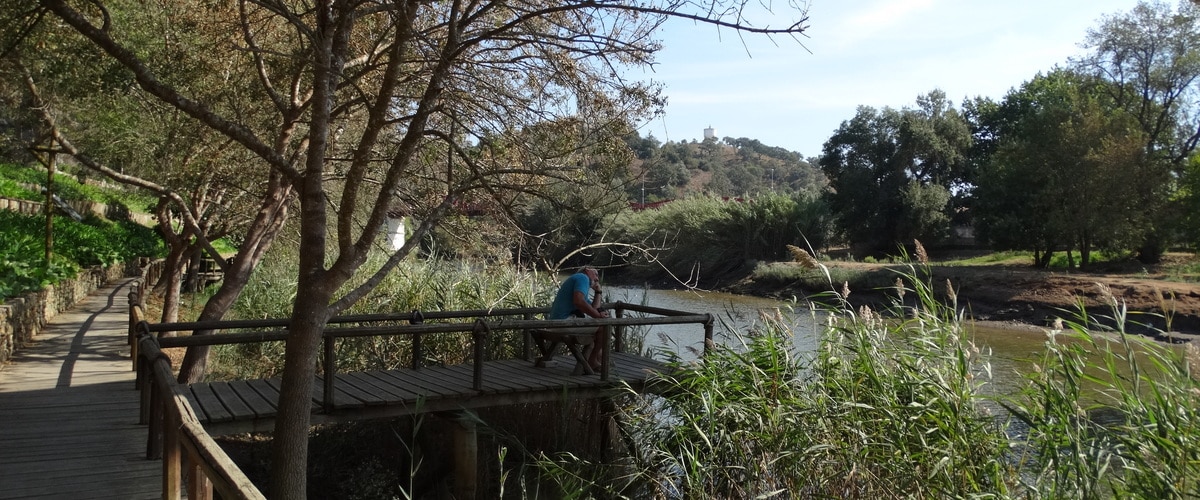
left=719, top=253, right=1200, bottom=343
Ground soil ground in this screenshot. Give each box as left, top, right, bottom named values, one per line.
left=726, top=252, right=1200, bottom=343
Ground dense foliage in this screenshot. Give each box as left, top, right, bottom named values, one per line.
left=973, top=70, right=1164, bottom=267
left=529, top=267, right=1199, bottom=499
left=208, top=244, right=559, bottom=380
left=819, top=90, right=971, bottom=257
left=622, top=133, right=825, bottom=202
left=0, top=163, right=156, bottom=214
left=598, top=193, right=833, bottom=283
left=0, top=210, right=164, bottom=299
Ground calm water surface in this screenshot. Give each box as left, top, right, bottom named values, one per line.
left=609, top=286, right=1054, bottom=396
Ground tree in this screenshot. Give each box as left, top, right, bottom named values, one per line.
left=24, top=0, right=811, bottom=496
left=1075, top=0, right=1200, bottom=260
left=973, top=70, right=1165, bottom=267
left=818, top=90, right=971, bottom=256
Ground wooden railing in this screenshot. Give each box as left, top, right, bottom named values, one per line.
left=127, top=259, right=263, bottom=500
left=128, top=292, right=713, bottom=500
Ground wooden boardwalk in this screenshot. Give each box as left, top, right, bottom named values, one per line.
left=0, top=279, right=160, bottom=500
left=189, top=352, right=668, bottom=435
left=0, top=278, right=683, bottom=498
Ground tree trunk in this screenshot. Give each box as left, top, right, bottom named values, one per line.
left=175, top=178, right=291, bottom=384
left=158, top=242, right=189, bottom=334
left=268, top=287, right=332, bottom=499
left=184, top=245, right=204, bottom=292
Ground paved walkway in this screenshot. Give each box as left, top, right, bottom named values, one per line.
left=0, top=279, right=161, bottom=499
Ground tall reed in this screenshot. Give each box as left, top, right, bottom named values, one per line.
left=1003, top=289, right=1200, bottom=498
left=207, top=246, right=558, bottom=380
left=531, top=265, right=1013, bottom=498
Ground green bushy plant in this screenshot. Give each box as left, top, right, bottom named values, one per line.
left=1004, top=293, right=1200, bottom=498
left=209, top=245, right=558, bottom=380
left=605, top=194, right=830, bottom=282
left=0, top=177, right=40, bottom=201
left=0, top=163, right=155, bottom=216
left=0, top=234, right=78, bottom=299
left=534, top=266, right=1012, bottom=498
left=0, top=211, right=163, bottom=299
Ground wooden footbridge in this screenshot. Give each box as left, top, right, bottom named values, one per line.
left=2, top=266, right=714, bottom=499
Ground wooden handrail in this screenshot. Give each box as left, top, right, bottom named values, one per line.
left=141, top=306, right=552, bottom=333
left=129, top=285, right=711, bottom=499
left=139, top=334, right=265, bottom=499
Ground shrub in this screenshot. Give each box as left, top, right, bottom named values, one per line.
left=208, top=246, right=559, bottom=380
left=603, top=194, right=831, bottom=283
left=537, top=267, right=1012, bottom=498
left=0, top=177, right=40, bottom=201
left=0, top=211, right=164, bottom=299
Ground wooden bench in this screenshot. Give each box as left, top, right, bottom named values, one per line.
left=529, top=327, right=598, bottom=375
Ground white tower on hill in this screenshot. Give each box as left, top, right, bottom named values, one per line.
left=703, top=126, right=716, bottom=140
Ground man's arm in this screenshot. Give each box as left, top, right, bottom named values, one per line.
left=572, top=290, right=607, bottom=318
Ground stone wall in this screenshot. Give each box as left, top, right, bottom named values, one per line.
left=0, top=262, right=132, bottom=366
left=0, top=195, right=155, bottom=225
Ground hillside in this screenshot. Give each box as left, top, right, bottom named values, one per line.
left=623, top=133, right=827, bottom=201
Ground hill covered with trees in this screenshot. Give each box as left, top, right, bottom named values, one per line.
left=622, top=133, right=826, bottom=203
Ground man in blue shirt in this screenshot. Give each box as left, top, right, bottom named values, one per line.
left=549, top=266, right=607, bottom=370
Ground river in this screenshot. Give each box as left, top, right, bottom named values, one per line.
left=608, top=286, right=1058, bottom=397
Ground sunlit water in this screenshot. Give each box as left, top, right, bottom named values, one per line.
left=607, top=286, right=1056, bottom=398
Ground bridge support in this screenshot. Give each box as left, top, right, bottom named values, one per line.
left=452, top=412, right=478, bottom=499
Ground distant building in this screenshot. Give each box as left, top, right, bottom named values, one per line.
left=703, top=126, right=716, bottom=140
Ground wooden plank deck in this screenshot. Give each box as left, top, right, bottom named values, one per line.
left=0, top=277, right=681, bottom=498
left=191, top=352, right=670, bottom=435
left=0, top=279, right=160, bottom=500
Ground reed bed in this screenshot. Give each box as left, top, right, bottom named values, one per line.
left=524, top=262, right=1199, bottom=499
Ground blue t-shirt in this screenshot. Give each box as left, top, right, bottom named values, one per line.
left=549, top=272, right=592, bottom=319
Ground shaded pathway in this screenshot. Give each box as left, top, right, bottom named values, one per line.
left=0, top=279, right=160, bottom=499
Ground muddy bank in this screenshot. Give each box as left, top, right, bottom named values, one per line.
left=718, top=260, right=1200, bottom=344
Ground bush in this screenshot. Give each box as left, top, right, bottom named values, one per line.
left=603, top=194, right=832, bottom=283
left=208, top=246, right=558, bottom=380
left=0, top=211, right=164, bottom=299
left=0, top=234, right=78, bottom=299
left=0, top=177, right=40, bottom=201
left=537, top=267, right=1012, bottom=498
left=0, top=163, right=156, bottom=217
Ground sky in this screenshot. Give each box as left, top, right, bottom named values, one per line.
left=636, top=0, right=1141, bottom=158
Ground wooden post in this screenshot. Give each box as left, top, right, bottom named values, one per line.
left=521, top=312, right=533, bottom=361
left=411, top=332, right=423, bottom=370
left=162, top=385, right=182, bottom=500
left=471, top=321, right=487, bottom=391
left=43, top=150, right=55, bottom=266
left=599, top=397, right=619, bottom=464
left=614, top=305, right=625, bottom=353
left=139, top=359, right=152, bottom=425
left=323, top=336, right=336, bottom=413
left=410, top=310, right=424, bottom=370
left=187, top=454, right=213, bottom=500
left=453, top=413, right=478, bottom=500
left=600, top=325, right=611, bottom=381
left=703, top=314, right=714, bottom=357
left=147, top=376, right=161, bottom=458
